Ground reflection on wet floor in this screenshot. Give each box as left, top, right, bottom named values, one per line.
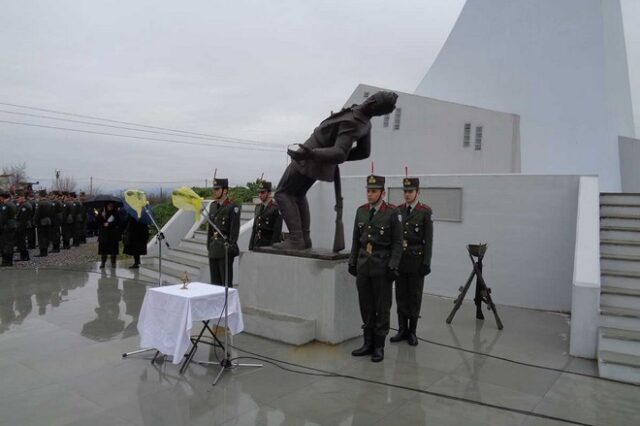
left=1, top=265, right=639, bottom=426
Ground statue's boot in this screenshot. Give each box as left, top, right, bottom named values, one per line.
left=272, top=193, right=306, bottom=250
left=296, top=196, right=312, bottom=249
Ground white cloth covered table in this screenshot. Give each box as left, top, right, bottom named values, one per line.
left=137, top=282, right=243, bottom=364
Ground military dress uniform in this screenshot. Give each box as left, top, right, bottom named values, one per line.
left=61, top=196, right=74, bottom=250
left=32, top=191, right=54, bottom=257
left=16, top=197, right=34, bottom=261
left=25, top=194, right=36, bottom=249
left=207, top=178, right=241, bottom=288
left=249, top=181, right=283, bottom=250
left=50, top=193, right=63, bottom=252
left=348, top=175, right=403, bottom=362
left=390, top=177, right=433, bottom=346
left=72, top=194, right=83, bottom=246
left=0, top=193, right=18, bottom=266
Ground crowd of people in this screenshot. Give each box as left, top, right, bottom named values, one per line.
left=0, top=190, right=149, bottom=269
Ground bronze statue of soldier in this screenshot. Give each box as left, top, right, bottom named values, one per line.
left=273, top=91, right=398, bottom=250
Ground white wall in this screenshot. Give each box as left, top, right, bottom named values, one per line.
left=342, top=84, right=520, bottom=177
left=415, top=0, right=635, bottom=191
left=306, top=174, right=581, bottom=312
left=570, top=176, right=601, bottom=358
left=619, top=136, right=640, bottom=193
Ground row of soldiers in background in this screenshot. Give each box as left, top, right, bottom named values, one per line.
left=0, top=190, right=89, bottom=266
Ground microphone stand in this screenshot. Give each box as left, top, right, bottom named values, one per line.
left=122, top=205, right=171, bottom=359
left=196, top=203, right=262, bottom=385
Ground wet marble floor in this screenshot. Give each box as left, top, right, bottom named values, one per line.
left=0, top=265, right=639, bottom=426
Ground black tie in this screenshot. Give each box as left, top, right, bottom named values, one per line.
left=407, top=205, right=411, bottom=216
left=369, top=208, right=375, bottom=221
left=259, top=204, right=266, bottom=215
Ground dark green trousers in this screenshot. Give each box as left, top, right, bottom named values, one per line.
left=356, top=273, right=393, bottom=339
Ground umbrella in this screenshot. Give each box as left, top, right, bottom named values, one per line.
left=83, top=194, right=123, bottom=209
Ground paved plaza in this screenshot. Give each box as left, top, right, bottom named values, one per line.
left=0, top=265, right=639, bottom=426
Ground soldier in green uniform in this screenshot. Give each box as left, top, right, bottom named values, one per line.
left=32, top=190, right=53, bottom=257
left=71, top=192, right=83, bottom=247
left=390, top=177, right=433, bottom=346
left=78, top=192, right=87, bottom=244
left=0, top=192, right=18, bottom=267
left=26, top=192, right=36, bottom=250
left=61, top=193, right=74, bottom=250
left=348, top=175, right=403, bottom=362
left=49, top=191, right=63, bottom=253
left=249, top=180, right=283, bottom=250
left=15, top=190, right=33, bottom=261
left=207, top=177, right=241, bottom=288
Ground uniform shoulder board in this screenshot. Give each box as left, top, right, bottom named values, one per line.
left=417, top=204, right=433, bottom=213
left=358, top=203, right=370, bottom=209
left=387, top=203, right=397, bottom=209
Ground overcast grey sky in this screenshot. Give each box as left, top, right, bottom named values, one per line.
left=0, top=0, right=466, bottom=192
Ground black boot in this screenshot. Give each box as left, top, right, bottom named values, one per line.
left=351, top=331, right=374, bottom=357
left=371, top=335, right=385, bottom=362
left=272, top=193, right=306, bottom=250
left=36, top=249, right=48, bottom=257
left=390, top=314, right=407, bottom=343
left=407, top=318, right=419, bottom=346
left=19, top=251, right=30, bottom=261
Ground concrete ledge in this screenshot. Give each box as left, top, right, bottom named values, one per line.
left=238, top=250, right=361, bottom=344
left=242, top=305, right=316, bottom=345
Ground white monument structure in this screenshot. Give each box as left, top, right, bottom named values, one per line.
left=415, top=0, right=636, bottom=192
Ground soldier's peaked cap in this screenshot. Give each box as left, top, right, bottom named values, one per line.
left=403, top=177, right=420, bottom=190
left=366, top=174, right=385, bottom=189
left=212, top=178, right=229, bottom=189
left=257, top=180, right=272, bottom=192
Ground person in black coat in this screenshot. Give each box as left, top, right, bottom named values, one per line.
left=97, top=203, right=121, bottom=268
left=122, top=216, right=149, bottom=268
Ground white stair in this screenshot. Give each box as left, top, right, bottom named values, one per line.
left=138, top=202, right=258, bottom=284
left=598, top=193, right=640, bottom=384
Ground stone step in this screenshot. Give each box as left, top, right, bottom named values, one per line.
left=601, top=254, right=640, bottom=274
left=600, top=287, right=640, bottom=310
left=600, top=239, right=640, bottom=257
left=138, top=263, right=196, bottom=286
left=599, top=350, right=640, bottom=367
left=600, top=193, right=640, bottom=206
left=600, top=226, right=640, bottom=241
left=601, top=270, right=640, bottom=291
left=598, top=361, right=640, bottom=385
left=179, top=238, right=207, bottom=252
left=600, top=205, right=640, bottom=217
left=191, top=230, right=208, bottom=242
left=600, top=326, right=640, bottom=342
left=600, top=305, right=640, bottom=332
left=170, top=246, right=210, bottom=264
left=600, top=217, right=640, bottom=229
left=149, top=254, right=204, bottom=276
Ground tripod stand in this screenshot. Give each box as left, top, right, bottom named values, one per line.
left=122, top=205, right=171, bottom=360
left=193, top=204, right=262, bottom=385
left=446, top=244, right=503, bottom=330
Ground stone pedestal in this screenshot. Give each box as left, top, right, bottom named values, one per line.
left=238, top=248, right=361, bottom=345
